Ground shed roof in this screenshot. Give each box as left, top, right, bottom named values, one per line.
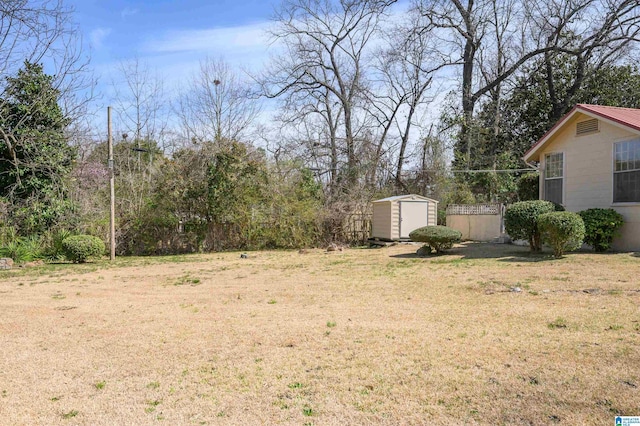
left=373, top=194, right=438, bottom=203
left=523, top=104, right=640, bottom=162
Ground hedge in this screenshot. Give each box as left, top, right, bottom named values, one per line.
left=579, top=208, right=624, bottom=252
left=538, top=211, right=585, bottom=257
left=409, top=225, right=462, bottom=254
left=62, top=235, right=105, bottom=263
left=504, top=200, right=562, bottom=252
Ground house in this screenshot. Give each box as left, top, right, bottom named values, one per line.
left=523, top=104, right=640, bottom=251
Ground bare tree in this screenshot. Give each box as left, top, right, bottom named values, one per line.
left=413, top=0, right=640, bottom=167
left=365, top=14, right=445, bottom=191
left=112, top=57, right=168, bottom=155
left=0, top=0, right=93, bottom=126
left=177, top=57, right=260, bottom=146
left=268, top=66, right=344, bottom=198
left=261, top=0, right=397, bottom=189
left=411, top=125, right=449, bottom=198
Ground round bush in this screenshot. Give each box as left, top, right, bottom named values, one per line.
left=62, top=235, right=105, bottom=263
left=538, top=211, right=585, bottom=257
left=516, top=172, right=540, bottom=201
left=504, top=200, right=561, bottom=252
left=578, top=208, right=624, bottom=252
left=409, top=225, right=462, bottom=254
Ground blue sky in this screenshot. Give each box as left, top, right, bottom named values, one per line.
left=67, top=0, right=281, bottom=98
left=64, top=0, right=416, bottom=137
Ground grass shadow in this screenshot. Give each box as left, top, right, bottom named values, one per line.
left=390, top=252, right=446, bottom=259
left=391, top=241, right=561, bottom=263
left=459, top=242, right=610, bottom=262
left=461, top=242, right=561, bottom=262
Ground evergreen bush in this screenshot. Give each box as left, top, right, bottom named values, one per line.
left=409, top=225, right=462, bottom=254
left=516, top=172, right=540, bottom=201
left=62, top=235, right=105, bottom=263
left=504, top=200, right=560, bottom=252
left=538, top=211, right=585, bottom=257
left=578, top=208, right=624, bottom=252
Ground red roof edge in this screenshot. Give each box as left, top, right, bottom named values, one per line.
left=523, top=104, right=640, bottom=162
left=577, top=104, right=640, bottom=133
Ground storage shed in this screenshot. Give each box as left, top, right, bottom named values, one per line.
left=371, top=194, right=438, bottom=241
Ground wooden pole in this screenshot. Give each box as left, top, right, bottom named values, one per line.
left=108, top=106, right=116, bottom=260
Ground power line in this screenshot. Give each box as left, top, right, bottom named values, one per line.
left=418, top=168, right=537, bottom=174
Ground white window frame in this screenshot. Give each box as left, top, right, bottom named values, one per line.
left=544, top=152, right=564, bottom=205
left=613, top=138, right=640, bottom=204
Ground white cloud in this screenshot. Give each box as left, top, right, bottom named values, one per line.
left=90, top=27, right=112, bottom=50
left=144, top=21, right=271, bottom=55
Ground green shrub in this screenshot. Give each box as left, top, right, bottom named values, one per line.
left=0, top=235, right=44, bottom=263
left=42, top=229, right=74, bottom=261
left=62, top=235, right=105, bottom=263
left=504, top=200, right=561, bottom=252
left=578, top=208, right=624, bottom=252
left=409, top=225, right=462, bottom=254
left=516, top=172, right=540, bottom=201
left=538, top=211, right=585, bottom=257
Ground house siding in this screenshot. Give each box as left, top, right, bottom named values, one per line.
left=539, top=112, right=640, bottom=251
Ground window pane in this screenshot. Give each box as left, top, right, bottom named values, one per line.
left=633, top=143, right=640, bottom=170
left=545, top=179, right=563, bottom=205
left=615, top=150, right=624, bottom=171
left=615, top=140, right=640, bottom=172
left=614, top=170, right=640, bottom=202
left=545, top=153, right=563, bottom=179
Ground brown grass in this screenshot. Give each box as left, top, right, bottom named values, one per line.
left=0, top=242, right=639, bottom=425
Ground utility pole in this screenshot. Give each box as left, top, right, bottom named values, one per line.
left=108, top=106, right=116, bottom=260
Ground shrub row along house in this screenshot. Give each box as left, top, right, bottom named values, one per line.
left=524, top=104, right=640, bottom=251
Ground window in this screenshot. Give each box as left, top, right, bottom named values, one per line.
left=614, top=139, right=640, bottom=203
left=544, top=152, right=563, bottom=205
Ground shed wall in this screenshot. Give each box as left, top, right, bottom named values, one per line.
left=428, top=203, right=437, bottom=226
left=371, top=202, right=392, bottom=240
left=390, top=201, right=400, bottom=240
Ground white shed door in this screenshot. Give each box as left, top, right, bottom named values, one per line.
left=399, top=201, right=429, bottom=238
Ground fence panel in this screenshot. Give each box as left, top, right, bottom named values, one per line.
left=446, top=204, right=504, bottom=241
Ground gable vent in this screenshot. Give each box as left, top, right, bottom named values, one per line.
left=576, top=118, right=599, bottom=135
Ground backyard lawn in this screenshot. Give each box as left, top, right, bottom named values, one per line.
left=0, top=242, right=638, bottom=425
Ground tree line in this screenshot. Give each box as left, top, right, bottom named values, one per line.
left=1, top=0, right=640, bottom=255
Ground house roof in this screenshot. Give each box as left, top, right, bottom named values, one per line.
left=373, top=194, right=438, bottom=203
left=523, top=104, right=640, bottom=162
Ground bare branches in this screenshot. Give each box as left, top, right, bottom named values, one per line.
left=363, top=12, right=441, bottom=190
left=262, top=0, right=396, bottom=192
left=111, top=57, right=169, bottom=153
left=412, top=0, right=640, bottom=167
left=0, top=0, right=93, bottom=231
left=177, top=57, right=261, bottom=146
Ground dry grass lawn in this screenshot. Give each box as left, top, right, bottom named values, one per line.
left=0, top=242, right=639, bottom=425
